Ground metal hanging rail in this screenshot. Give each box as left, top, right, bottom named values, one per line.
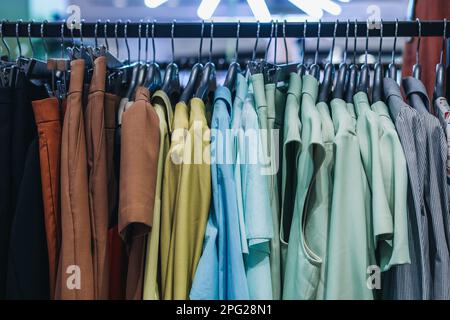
left=0, top=20, right=448, bottom=39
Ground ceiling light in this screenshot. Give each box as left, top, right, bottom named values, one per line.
left=144, top=0, right=169, bottom=8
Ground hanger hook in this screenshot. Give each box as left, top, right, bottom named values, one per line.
left=392, top=18, right=398, bottom=65
left=415, top=18, right=421, bottom=66
left=70, top=20, right=75, bottom=50
left=273, top=20, right=278, bottom=64
left=283, top=20, right=288, bottom=65
left=0, top=20, right=11, bottom=60
left=125, top=20, right=130, bottom=63
left=60, top=20, right=65, bottom=59
left=95, top=19, right=100, bottom=49
left=440, top=18, right=447, bottom=64
left=40, top=20, right=48, bottom=60
left=329, top=19, right=338, bottom=64
left=199, top=20, right=204, bottom=63
left=145, top=20, right=149, bottom=63
left=114, top=19, right=120, bottom=60
left=252, top=20, right=260, bottom=61
left=209, top=20, right=214, bottom=63
left=80, top=19, right=84, bottom=48
left=343, top=19, right=349, bottom=62
left=364, top=20, right=370, bottom=65
left=301, top=19, right=307, bottom=65
left=378, top=19, right=383, bottom=63
left=234, top=20, right=240, bottom=62
left=314, top=19, right=321, bottom=65
left=27, top=20, right=35, bottom=58
left=353, top=19, right=358, bottom=64
left=16, top=19, right=23, bottom=58
left=152, top=20, right=156, bottom=64
left=104, top=19, right=110, bottom=51
left=138, top=20, right=142, bottom=63
left=264, top=20, right=274, bottom=61
left=171, top=20, right=176, bottom=63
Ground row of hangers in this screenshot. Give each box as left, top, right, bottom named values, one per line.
left=0, top=18, right=448, bottom=113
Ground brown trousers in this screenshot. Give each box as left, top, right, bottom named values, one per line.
left=56, top=59, right=94, bottom=300
left=85, top=56, right=110, bottom=299
left=119, top=87, right=160, bottom=300
left=32, top=97, right=62, bottom=299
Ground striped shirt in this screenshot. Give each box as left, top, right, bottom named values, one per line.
left=403, top=77, right=450, bottom=300
left=383, top=78, right=430, bottom=300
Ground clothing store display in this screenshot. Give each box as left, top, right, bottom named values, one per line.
left=1, top=19, right=450, bottom=302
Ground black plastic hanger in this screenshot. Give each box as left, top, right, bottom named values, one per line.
left=144, top=20, right=162, bottom=92
left=334, top=20, right=350, bottom=100
left=136, top=21, right=147, bottom=88
left=309, top=19, right=321, bottom=81
left=319, top=20, right=337, bottom=103
left=195, top=20, right=216, bottom=103
left=372, top=19, right=384, bottom=103
left=223, top=20, right=241, bottom=91
left=345, top=20, right=359, bottom=103
left=123, top=20, right=143, bottom=99
left=0, top=20, right=14, bottom=87
left=162, top=20, right=181, bottom=105
left=434, top=18, right=446, bottom=101
left=387, top=19, right=399, bottom=81
left=297, top=20, right=308, bottom=77
left=357, top=20, right=370, bottom=95
left=180, top=20, right=205, bottom=103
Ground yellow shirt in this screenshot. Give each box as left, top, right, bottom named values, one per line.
left=160, top=100, right=189, bottom=298
left=163, top=98, right=211, bottom=300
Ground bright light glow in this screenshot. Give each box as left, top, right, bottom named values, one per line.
left=197, top=0, right=221, bottom=20
left=318, top=0, right=342, bottom=15
left=289, top=0, right=342, bottom=19
left=144, top=0, right=169, bottom=8
left=247, top=0, right=272, bottom=22
left=288, top=0, right=323, bottom=19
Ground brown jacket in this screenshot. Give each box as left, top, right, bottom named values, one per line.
left=32, top=97, right=62, bottom=299
left=85, top=56, right=110, bottom=299
left=56, top=59, right=94, bottom=300
left=119, top=87, right=160, bottom=300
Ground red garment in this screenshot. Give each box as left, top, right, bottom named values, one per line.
left=402, top=0, right=449, bottom=101
left=108, top=226, right=127, bottom=300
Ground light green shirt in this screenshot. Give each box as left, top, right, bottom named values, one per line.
left=283, top=75, right=325, bottom=300
left=354, top=92, right=393, bottom=258
left=325, top=97, right=373, bottom=300
left=309, top=100, right=335, bottom=300
left=264, top=82, right=282, bottom=299
left=371, top=100, right=410, bottom=270
left=280, top=73, right=302, bottom=283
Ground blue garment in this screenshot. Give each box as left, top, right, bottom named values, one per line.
left=232, top=74, right=250, bottom=255
left=190, top=86, right=249, bottom=300
left=240, top=83, right=274, bottom=299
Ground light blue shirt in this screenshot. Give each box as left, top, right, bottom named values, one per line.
left=240, top=79, right=274, bottom=300
left=190, top=86, right=249, bottom=300
left=232, top=73, right=250, bottom=255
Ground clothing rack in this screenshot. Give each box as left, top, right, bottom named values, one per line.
left=0, top=20, right=449, bottom=39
